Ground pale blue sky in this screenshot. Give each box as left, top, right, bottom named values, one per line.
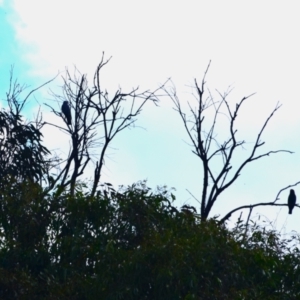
left=1, top=1, right=300, bottom=232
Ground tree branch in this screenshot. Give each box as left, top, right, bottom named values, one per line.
left=219, top=181, right=300, bottom=224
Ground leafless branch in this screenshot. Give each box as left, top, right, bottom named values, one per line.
left=219, top=181, right=300, bottom=224
left=163, top=61, right=294, bottom=220
left=5, top=66, right=57, bottom=115
left=45, top=53, right=168, bottom=196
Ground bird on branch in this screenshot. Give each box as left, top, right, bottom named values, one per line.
left=288, top=189, right=296, bottom=215
left=61, top=101, right=72, bottom=125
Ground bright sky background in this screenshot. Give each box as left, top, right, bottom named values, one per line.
left=1, top=1, right=300, bottom=234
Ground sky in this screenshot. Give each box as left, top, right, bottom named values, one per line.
left=1, top=1, right=300, bottom=234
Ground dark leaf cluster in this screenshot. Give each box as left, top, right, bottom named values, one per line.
left=0, top=180, right=300, bottom=299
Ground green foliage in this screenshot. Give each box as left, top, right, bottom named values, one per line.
left=0, top=104, right=50, bottom=184
left=1, top=179, right=300, bottom=299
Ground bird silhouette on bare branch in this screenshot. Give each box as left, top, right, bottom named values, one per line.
left=288, top=189, right=296, bottom=215
left=61, top=101, right=72, bottom=125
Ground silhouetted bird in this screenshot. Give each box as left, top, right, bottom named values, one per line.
left=61, top=101, right=72, bottom=125
left=288, top=189, right=296, bottom=215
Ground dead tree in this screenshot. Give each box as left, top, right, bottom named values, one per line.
left=46, top=54, right=166, bottom=197
left=163, top=62, right=294, bottom=221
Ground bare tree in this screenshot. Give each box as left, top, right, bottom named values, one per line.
left=46, top=54, right=166, bottom=197
left=163, top=62, right=294, bottom=221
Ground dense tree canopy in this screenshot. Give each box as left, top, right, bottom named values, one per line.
left=1, top=178, right=300, bottom=299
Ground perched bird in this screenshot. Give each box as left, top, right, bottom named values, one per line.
left=61, top=101, right=72, bottom=125
left=288, top=189, right=296, bottom=215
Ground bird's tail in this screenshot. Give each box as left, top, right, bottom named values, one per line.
left=289, top=209, right=292, bottom=215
